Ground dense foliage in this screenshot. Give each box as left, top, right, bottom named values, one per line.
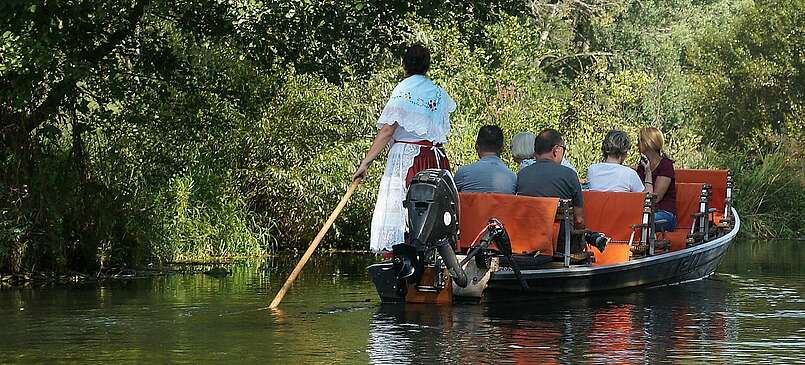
left=1, top=0, right=802, bottom=273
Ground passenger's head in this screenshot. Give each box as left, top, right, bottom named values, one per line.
left=601, top=130, right=632, bottom=163
left=534, top=128, right=565, bottom=163
left=638, top=127, right=665, bottom=155
left=475, top=125, right=505, bottom=156
left=511, top=132, right=536, bottom=163
left=403, top=45, right=430, bottom=77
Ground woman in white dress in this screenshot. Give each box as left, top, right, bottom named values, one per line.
left=352, top=45, right=457, bottom=253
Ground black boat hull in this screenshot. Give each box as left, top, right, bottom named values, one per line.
left=486, top=209, right=741, bottom=295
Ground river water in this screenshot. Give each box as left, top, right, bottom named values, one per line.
left=1, top=239, right=803, bottom=364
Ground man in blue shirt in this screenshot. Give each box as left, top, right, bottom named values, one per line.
left=454, top=125, right=517, bottom=194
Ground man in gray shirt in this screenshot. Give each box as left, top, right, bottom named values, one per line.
left=454, top=125, right=517, bottom=194
left=517, top=129, right=585, bottom=256
left=516, top=128, right=584, bottom=226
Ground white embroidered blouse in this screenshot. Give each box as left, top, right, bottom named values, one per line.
left=376, top=75, right=456, bottom=144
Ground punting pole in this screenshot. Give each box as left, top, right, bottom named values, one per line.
left=268, top=179, right=360, bottom=309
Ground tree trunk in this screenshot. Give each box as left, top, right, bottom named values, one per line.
left=538, top=3, right=561, bottom=48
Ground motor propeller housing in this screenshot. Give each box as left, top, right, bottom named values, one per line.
left=399, top=169, right=467, bottom=288
left=404, top=169, right=460, bottom=250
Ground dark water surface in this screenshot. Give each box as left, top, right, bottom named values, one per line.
left=1, top=239, right=803, bottom=364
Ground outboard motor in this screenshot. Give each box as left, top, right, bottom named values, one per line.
left=366, top=169, right=471, bottom=302
left=401, top=169, right=468, bottom=288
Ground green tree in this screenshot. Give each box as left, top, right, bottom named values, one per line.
left=0, top=0, right=529, bottom=272
left=688, top=0, right=805, bottom=153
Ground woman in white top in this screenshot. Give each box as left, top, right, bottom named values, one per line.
left=353, top=45, right=457, bottom=253
left=587, top=130, right=653, bottom=193
left=511, top=131, right=578, bottom=174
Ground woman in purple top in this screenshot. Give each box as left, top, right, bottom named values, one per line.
left=635, top=127, right=677, bottom=231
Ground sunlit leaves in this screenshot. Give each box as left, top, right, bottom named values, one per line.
left=688, top=0, right=805, bottom=153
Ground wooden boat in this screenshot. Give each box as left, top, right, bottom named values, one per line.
left=368, top=169, right=738, bottom=303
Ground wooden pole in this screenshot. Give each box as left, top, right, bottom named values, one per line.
left=268, top=179, right=360, bottom=309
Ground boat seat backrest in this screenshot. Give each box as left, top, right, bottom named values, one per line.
left=665, top=182, right=706, bottom=251
left=581, top=191, right=645, bottom=242
left=674, top=182, right=706, bottom=230
left=581, top=191, right=645, bottom=266
left=457, top=193, right=559, bottom=256
left=676, top=169, right=728, bottom=213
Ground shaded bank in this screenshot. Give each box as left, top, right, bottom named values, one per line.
left=1, top=0, right=803, bottom=274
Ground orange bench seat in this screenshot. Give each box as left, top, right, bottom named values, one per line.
left=457, top=193, right=559, bottom=256
left=666, top=182, right=705, bottom=251
left=676, top=169, right=728, bottom=215
left=455, top=173, right=722, bottom=265
left=581, top=191, right=645, bottom=266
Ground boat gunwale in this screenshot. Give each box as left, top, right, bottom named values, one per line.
left=491, top=208, right=741, bottom=280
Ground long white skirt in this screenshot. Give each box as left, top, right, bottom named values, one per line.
left=369, top=143, right=422, bottom=252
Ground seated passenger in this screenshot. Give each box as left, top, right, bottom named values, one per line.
left=511, top=132, right=537, bottom=171
left=517, top=129, right=584, bottom=253
left=512, top=131, right=579, bottom=174
left=454, top=125, right=516, bottom=194
left=588, top=130, right=654, bottom=193
left=636, top=127, right=677, bottom=232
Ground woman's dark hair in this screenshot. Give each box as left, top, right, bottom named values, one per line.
left=403, top=45, right=431, bottom=76
left=534, top=128, right=564, bottom=155
left=601, top=130, right=631, bottom=159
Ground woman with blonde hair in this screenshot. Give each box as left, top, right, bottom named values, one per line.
left=635, top=127, right=677, bottom=231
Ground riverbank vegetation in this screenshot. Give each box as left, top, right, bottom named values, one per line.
left=1, top=0, right=802, bottom=273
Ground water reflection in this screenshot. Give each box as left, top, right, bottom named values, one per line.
left=0, top=241, right=802, bottom=364
left=368, top=270, right=801, bottom=364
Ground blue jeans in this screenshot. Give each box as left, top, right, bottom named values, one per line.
left=655, top=210, right=677, bottom=232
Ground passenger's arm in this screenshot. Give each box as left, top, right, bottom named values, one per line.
left=453, top=168, right=465, bottom=192
left=574, top=206, right=585, bottom=228
left=573, top=178, right=585, bottom=228
left=639, top=156, right=654, bottom=193
left=641, top=170, right=654, bottom=194
left=353, top=123, right=398, bottom=181
left=653, top=175, right=672, bottom=203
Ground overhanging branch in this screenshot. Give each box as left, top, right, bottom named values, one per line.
left=20, top=0, right=152, bottom=136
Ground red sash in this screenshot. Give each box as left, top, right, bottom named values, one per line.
left=394, top=140, right=451, bottom=186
